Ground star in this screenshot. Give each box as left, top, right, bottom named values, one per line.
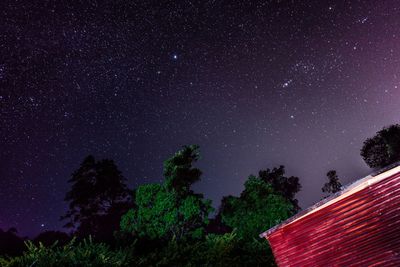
left=1, top=0, right=400, bottom=239
left=282, top=79, right=293, bottom=88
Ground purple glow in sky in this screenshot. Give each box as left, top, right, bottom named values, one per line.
left=1, top=0, right=400, bottom=236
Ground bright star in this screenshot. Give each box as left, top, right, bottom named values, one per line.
left=282, top=79, right=293, bottom=88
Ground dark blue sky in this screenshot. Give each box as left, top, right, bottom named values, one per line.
left=1, top=0, right=400, bottom=236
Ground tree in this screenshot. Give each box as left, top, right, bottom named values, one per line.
left=120, top=145, right=213, bottom=241
left=62, top=156, right=132, bottom=240
left=163, top=145, right=202, bottom=193
left=0, top=228, right=25, bottom=256
left=322, top=170, right=342, bottom=195
left=217, top=174, right=295, bottom=266
left=361, top=124, right=400, bottom=168
left=33, top=231, right=71, bottom=247
left=220, top=175, right=294, bottom=240
left=258, top=165, right=301, bottom=212
left=0, top=238, right=134, bottom=266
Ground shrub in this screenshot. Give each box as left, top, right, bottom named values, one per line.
left=0, top=237, right=133, bottom=267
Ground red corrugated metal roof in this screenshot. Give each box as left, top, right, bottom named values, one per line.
left=261, top=163, right=400, bottom=266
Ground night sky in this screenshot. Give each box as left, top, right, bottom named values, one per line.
left=1, top=0, right=400, bottom=237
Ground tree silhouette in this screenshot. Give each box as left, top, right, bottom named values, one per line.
left=163, top=145, right=202, bottom=194
left=33, top=231, right=71, bottom=247
left=258, top=165, right=301, bottom=212
left=361, top=124, right=400, bottom=168
left=0, top=228, right=25, bottom=256
left=322, top=170, right=342, bottom=195
left=62, top=155, right=132, bottom=241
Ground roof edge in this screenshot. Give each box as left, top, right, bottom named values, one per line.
left=259, top=161, right=400, bottom=239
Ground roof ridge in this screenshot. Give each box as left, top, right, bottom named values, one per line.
left=260, top=161, right=400, bottom=238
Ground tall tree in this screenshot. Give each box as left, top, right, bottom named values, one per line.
left=0, top=228, right=25, bottom=256
left=258, top=165, right=301, bottom=212
left=62, top=155, right=132, bottom=240
left=361, top=124, right=400, bottom=168
left=120, top=145, right=213, bottom=241
left=322, top=170, right=342, bottom=195
left=219, top=175, right=294, bottom=240
left=217, top=173, right=296, bottom=266
left=163, top=145, right=202, bottom=194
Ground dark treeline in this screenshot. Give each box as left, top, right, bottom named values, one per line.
left=1, top=124, right=399, bottom=266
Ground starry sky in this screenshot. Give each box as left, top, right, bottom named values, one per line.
left=1, top=0, right=400, bottom=237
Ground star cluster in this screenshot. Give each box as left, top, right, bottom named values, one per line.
left=1, top=0, right=400, bottom=236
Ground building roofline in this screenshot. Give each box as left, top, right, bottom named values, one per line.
left=259, top=162, right=400, bottom=239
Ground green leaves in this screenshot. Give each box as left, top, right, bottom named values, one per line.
left=164, top=145, right=202, bottom=193
left=3, top=145, right=303, bottom=266
left=220, top=175, right=294, bottom=240
left=0, top=238, right=133, bottom=267
left=180, top=195, right=203, bottom=220
left=120, top=145, right=213, bottom=241
left=121, top=185, right=213, bottom=240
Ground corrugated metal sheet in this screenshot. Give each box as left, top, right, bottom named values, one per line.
left=261, top=165, right=400, bottom=266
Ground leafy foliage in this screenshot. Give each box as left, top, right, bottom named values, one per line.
left=215, top=172, right=295, bottom=266
left=62, top=156, right=132, bottom=240
left=164, top=145, right=203, bottom=193
left=2, top=145, right=301, bottom=266
left=322, top=170, right=342, bottom=195
left=258, top=165, right=301, bottom=212
left=220, top=175, right=294, bottom=240
left=120, top=145, right=213, bottom=241
left=134, top=232, right=275, bottom=267
left=0, top=233, right=276, bottom=267
left=0, top=238, right=133, bottom=267
left=361, top=124, right=400, bottom=168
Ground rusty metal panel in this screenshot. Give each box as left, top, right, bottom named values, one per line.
left=264, top=169, right=400, bottom=266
